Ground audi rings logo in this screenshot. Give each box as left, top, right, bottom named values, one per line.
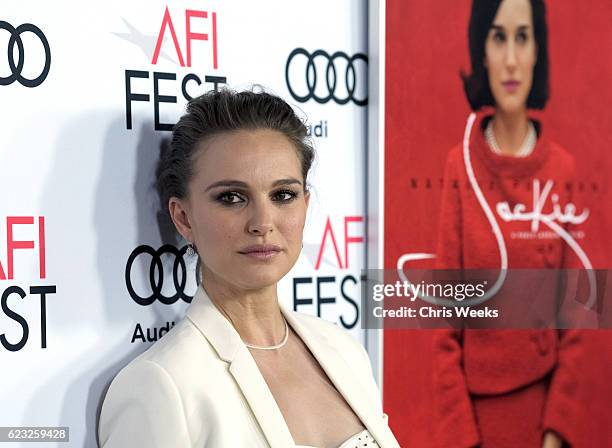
left=126, top=245, right=200, bottom=306
left=0, top=21, right=51, bottom=88
left=285, top=48, right=367, bottom=106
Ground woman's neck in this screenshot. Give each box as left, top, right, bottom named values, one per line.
left=201, top=268, right=286, bottom=347
left=491, top=109, right=530, bottom=156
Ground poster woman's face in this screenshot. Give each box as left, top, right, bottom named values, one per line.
left=484, top=0, right=537, bottom=115
left=178, top=129, right=310, bottom=291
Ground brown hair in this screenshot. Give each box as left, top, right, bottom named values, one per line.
left=155, top=88, right=315, bottom=216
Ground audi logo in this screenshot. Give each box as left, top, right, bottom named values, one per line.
left=0, top=21, right=51, bottom=88
left=125, top=244, right=200, bottom=306
left=285, top=48, right=367, bottom=106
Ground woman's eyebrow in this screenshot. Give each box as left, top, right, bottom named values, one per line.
left=204, top=178, right=302, bottom=192
left=205, top=180, right=249, bottom=191
left=272, top=178, right=303, bottom=187
left=490, top=24, right=532, bottom=32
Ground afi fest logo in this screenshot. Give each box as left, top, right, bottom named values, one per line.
left=0, top=217, right=56, bottom=352
left=120, top=6, right=226, bottom=131
left=0, top=21, right=51, bottom=88
left=295, top=216, right=365, bottom=329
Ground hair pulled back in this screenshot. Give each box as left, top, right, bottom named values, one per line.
left=155, top=89, right=315, bottom=216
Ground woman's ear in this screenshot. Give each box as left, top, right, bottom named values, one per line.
left=304, top=190, right=311, bottom=209
left=168, top=197, right=193, bottom=242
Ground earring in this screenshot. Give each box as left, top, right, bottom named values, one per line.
left=186, top=242, right=195, bottom=256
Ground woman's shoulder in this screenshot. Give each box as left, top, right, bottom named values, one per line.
left=289, top=311, right=372, bottom=369
left=444, top=144, right=464, bottom=163
left=99, top=319, right=203, bottom=447
left=105, top=317, right=221, bottom=396
left=545, top=139, right=576, bottom=174
left=99, top=317, right=226, bottom=443
left=131, top=318, right=215, bottom=370
left=442, top=144, right=466, bottom=178
left=291, top=311, right=358, bottom=344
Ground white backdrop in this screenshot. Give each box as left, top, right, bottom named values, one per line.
left=0, top=1, right=368, bottom=446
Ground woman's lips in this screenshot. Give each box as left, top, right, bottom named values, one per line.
left=238, top=245, right=282, bottom=260
left=502, top=80, right=520, bottom=93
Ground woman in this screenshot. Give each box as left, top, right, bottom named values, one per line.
left=98, top=90, right=399, bottom=448
left=434, top=0, right=587, bottom=447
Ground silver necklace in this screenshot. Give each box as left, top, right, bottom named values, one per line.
left=243, top=317, right=289, bottom=350
left=485, top=119, right=536, bottom=157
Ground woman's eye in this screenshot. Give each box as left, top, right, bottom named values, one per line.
left=216, top=192, right=245, bottom=205
left=492, top=31, right=505, bottom=43
left=272, top=190, right=298, bottom=202
left=516, top=31, right=528, bottom=43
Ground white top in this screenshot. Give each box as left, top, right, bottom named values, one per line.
left=297, top=429, right=379, bottom=448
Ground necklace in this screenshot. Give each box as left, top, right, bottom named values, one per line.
left=485, top=119, right=536, bottom=157
left=243, top=317, right=289, bottom=350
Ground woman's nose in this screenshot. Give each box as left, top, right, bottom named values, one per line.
left=505, top=41, right=517, bottom=70
left=247, top=201, right=274, bottom=236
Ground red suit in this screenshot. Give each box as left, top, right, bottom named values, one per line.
left=434, top=115, right=589, bottom=447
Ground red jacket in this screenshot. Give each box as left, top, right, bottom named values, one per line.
left=434, top=115, right=588, bottom=447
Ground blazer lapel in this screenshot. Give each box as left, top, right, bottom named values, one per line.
left=186, top=287, right=294, bottom=448
left=186, top=286, right=398, bottom=448
left=229, top=347, right=295, bottom=447
left=282, top=308, right=399, bottom=448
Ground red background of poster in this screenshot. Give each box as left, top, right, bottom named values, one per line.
left=383, top=2, right=611, bottom=446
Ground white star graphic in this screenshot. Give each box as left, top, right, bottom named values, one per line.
left=112, top=18, right=177, bottom=65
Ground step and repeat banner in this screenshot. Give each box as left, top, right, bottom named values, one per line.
left=0, top=1, right=368, bottom=446
left=383, top=1, right=612, bottom=447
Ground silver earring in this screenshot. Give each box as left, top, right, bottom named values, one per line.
left=186, top=243, right=195, bottom=256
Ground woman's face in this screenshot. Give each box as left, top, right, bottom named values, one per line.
left=484, top=0, right=537, bottom=114
left=174, top=129, right=309, bottom=291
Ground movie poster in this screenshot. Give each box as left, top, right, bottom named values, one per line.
left=383, top=1, right=611, bottom=446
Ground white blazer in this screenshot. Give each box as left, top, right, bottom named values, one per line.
left=98, top=286, right=399, bottom=448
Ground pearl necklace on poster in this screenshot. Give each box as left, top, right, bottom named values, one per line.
left=485, top=119, right=537, bottom=157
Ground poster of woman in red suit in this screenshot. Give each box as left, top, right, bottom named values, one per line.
left=383, top=0, right=611, bottom=447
